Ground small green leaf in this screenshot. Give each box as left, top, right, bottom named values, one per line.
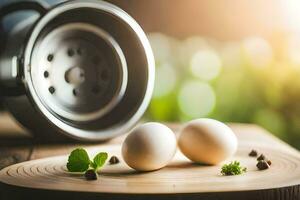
left=221, top=161, right=247, bottom=176
left=90, top=161, right=97, bottom=170
left=93, top=152, right=108, bottom=170
left=67, top=148, right=90, bottom=172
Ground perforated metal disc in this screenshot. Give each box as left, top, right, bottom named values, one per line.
left=30, top=23, right=127, bottom=122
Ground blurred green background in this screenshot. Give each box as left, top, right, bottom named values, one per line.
left=145, top=33, right=300, bottom=150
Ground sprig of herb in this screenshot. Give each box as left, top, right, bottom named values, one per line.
left=221, top=161, right=247, bottom=176
left=67, top=148, right=108, bottom=180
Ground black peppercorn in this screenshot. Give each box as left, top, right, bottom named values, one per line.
left=249, top=150, right=258, bottom=157
left=256, top=160, right=270, bottom=170
left=257, top=154, right=266, bottom=161
left=109, top=156, right=120, bottom=165
left=84, top=169, right=97, bottom=180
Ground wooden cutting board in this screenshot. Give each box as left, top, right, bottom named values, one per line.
left=0, top=124, right=299, bottom=200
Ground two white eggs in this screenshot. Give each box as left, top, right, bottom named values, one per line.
left=122, top=119, right=238, bottom=171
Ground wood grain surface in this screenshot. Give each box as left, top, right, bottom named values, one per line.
left=0, top=122, right=299, bottom=200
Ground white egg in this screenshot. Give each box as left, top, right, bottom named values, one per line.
left=178, top=118, right=238, bottom=165
left=122, top=122, right=177, bottom=171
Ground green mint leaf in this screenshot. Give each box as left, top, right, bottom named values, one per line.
left=90, top=161, right=97, bottom=170
left=67, top=148, right=90, bottom=172
left=93, top=152, right=108, bottom=170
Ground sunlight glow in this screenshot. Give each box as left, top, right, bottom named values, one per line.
left=281, top=0, right=300, bottom=32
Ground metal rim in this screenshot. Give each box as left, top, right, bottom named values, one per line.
left=23, top=0, right=155, bottom=141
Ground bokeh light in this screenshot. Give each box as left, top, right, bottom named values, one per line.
left=190, top=49, right=222, bottom=81
left=153, top=62, right=177, bottom=98
left=178, top=80, right=216, bottom=119
left=178, top=36, right=209, bottom=65
left=147, top=33, right=172, bottom=64
left=242, top=37, right=273, bottom=68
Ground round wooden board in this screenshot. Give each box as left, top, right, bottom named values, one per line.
left=0, top=143, right=300, bottom=199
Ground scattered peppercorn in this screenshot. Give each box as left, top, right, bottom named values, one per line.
left=249, top=150, right=258, bottom=157
left=257, top=154, right=266, bottom=161
left=84, top=169, right=97, bottom=180
left=109, top=156, right=120, bottom=165
left=256, top=160, right=270, bottom=170
left=266, top=160, right=272, bottom=166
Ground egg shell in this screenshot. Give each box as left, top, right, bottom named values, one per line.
left=178, top=118, right=238, bottom=165
left=122, top=122, right=177, bottom=171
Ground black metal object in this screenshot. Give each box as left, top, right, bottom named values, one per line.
left=0, top=1, right=48, bottom=97
left=0, top=0, right=155, bottom=142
